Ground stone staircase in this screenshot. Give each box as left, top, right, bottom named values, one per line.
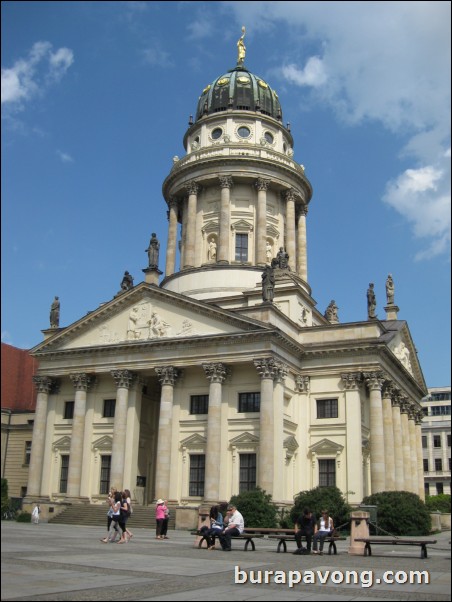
left=49, top=504, right=176, bottom=530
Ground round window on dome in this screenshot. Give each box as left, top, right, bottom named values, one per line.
left=211, top=128, right=223, bottom=140
left=264, top=132, right=274, bottom=144
left=237, top=126, right=251, bottom=138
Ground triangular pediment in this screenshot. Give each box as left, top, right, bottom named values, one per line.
left=52, top=436, right=71, bottom=451
left=92, top=435, right=113, bottom=451
left=384, top=321, right=426, bottom=390
left=31, top=283, right=270, bottom=353
left=229, top=432, right=259, bottom=446
left=180, top=433, right=207, bottom=448
left=309, top=438, right=343, bottom=456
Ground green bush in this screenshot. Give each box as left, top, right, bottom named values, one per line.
left=16, top=512, right=32, bottom=523
left=362, top=491, right=431, bottom=536
left=1, top=479, right=9, bottom=516
left=425, top=494, right=451, bottom=514
left=229, top=487, right=278, bottom=528
left=290, top=486, right=352, bottom=532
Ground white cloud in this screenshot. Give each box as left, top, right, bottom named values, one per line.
left=222, top=1, right=451, bottom=260
left=142, top=46, right=174, bottom=68
left=56, top=150, right=74, bottom=163
left=1, top=41, right=73, bottom=110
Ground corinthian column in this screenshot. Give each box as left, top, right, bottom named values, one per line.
left=297, top=204, right=308, bottom=281
left=110, top=370, right=136, bottom=490
left=342, top=373, right=363, bottom=503
left=285, top=190, right=296, bottom=272
left=203, top=363, right=228, bottom=501
left=218, top=176, right=233, bottom=264
left=364, top=372, right=386, bottom=493
left=155, top=366, right=180, bottom=501
left=255, top=178, right=270, bottom=265
left=408, top=406, right=418, bottom=494
left=254, top=357, right=280, bottom=495
left=400, top=399, right=412, bottom=491
left=27, top=376, right=56, bottom=497
left=165, top=198, right=179, bottom=276
left=184, top=181, right=199, bottom=268
left=67, top=373, right=92, bottom=498
left=382, top=381, right=396, bottom=490
left=391, top=392, right=405, bottom=490
left=415, top=411, right=425, bottom=500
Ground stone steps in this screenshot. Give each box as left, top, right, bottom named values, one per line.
left=49, top=504, right=176, bottom=530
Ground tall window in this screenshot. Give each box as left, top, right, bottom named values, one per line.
left=64, top=401, right=74, bottom=419
left=189, top=454, right=205, bottom=497
left=436, top=482, right=444, bottom=494
left=319, top=459, right=336, bottom=487
left=423, top=459, right=429, bottom=472
left=24, top=441, right=32, bottom=466
left=238, top=392, right=260, bottom=413
left=60, top=455, right=69, bottom=493
left=422, top=436, right=427, bottom=449
left=435, top=458, right=443, bottom=471
left=100, top=456, right=111, bottom=494
left=240, top=453, right=256, bottom=492
left=103, top=399, right=116, bottom=418
left=235, top=233, right=248, bottom=261
left=317, top=399, right=338, bottom=419
left=433, top=435, right=441, bottom=448
left=190, top=395, right=209, bottom=415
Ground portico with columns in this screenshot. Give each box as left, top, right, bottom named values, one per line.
left=26, top=34, right=428, bottom=522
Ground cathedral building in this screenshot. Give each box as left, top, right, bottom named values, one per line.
left=26, top=33, right=427, bottom=520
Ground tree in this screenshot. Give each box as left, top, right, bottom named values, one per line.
left=229, top=487, right=278, bottom=528
left=362, top=491, right=431, bottom=536
left=290, top=486, right=352, bottom=531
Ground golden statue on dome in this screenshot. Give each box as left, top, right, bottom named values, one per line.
left=237, top=26, right=246, bottom=66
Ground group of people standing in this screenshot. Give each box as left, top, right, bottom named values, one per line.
left=293, top=508, right=334, bottom=555
left=101, top=488, right=133, bottom=544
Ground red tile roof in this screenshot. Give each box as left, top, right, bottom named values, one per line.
left=1, top=343, right=37, bottom=411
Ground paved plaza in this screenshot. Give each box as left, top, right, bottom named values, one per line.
left=1, top=521, right=450, bottom=601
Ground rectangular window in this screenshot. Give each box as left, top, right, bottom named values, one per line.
left=435, top=458, right=443, bottom=471
left=190, top=395, right=209, bottom=415
left=436, top=482, right=444, bottom=495
left=238, top=392, right=260, bottom=413
left=240, top=453, right=257, bottom=493
left=319, top=459, right=336, bottom=487
left=24, top=441, right=32, bottom=466
left=235, top=233, right=248, bottom=262
left=424, top=483, right=430, bottom=496
left=448, top=435, right=451, bottom=447
left=59, top=455, right=69, bottom=494
left=430, top=392, right=451, bottom=401
left=103, top=399, right=116, bottom=418
left=317, top=399, right=338, bottom=419
left=422, top=436, right=427, bottom=449
left=433, top=435, right=441, bottom=448
left=189, top=454, right=205, bottom=497
left=99, top=456, right=111, bottom=495
left=431, top=405, right=451, bottom=416
left=64, top=401, right=74, bottom=419
left=423, top=459, right=429, bottom=472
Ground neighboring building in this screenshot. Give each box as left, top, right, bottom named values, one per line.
left=26, top=34, right=427, bottom=521
left=1, top=343, right=37, bottom=499
left=421, top=386, right=451, bottom=496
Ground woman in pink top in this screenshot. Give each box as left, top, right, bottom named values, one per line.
left=155, top=499, right=166, bottom=539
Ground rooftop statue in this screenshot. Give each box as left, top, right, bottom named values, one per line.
left=237, top=26, right=246, bottom=67
left=50, top=296, right=60, bottom=328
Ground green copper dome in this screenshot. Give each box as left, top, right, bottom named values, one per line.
left=195, top=67, right=283, bottom=122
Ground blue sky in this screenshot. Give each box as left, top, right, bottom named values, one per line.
left=2, top=1, right=450, bottom=388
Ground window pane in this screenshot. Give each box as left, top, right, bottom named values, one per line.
left=189, top=455, right=205, bottom=497
left=317, top=399, right=338, bottom=419
left=235, top=233, right=248, bottom=261
left=238, top=392, right=260, bottom=413
left=103, top=399, right=116, bottom=418
left=60, top=455, right=69, bottom=494
left=423, top=459, right=429, bottom=472
left=319, top=459, right=336, bottom=487
left=64, top=401, right=74, bottom=419
left=100, top=456, right=111, bottom=494
left=24, top=441, right=32, bottom=465
left=190, top=395, right=209, bottom=414
left=240, top=454, right=256, bottom=492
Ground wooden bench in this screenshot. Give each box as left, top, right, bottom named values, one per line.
left=354, top=537, right=437, bottom=559
left=268, top=534, right=346, bottom=554
left=191, top=530, right=264, bottom=551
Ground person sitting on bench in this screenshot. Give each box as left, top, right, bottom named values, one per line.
left=218, top=504, right=244, bottom=551
left=312, top=509, right=334, bottom=555
left=199, top=505, right=224, bottom=550
left=293, top=508, right=316, bottom=555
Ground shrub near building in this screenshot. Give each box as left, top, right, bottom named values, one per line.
left=290, top=486, right=352, bottom=531
left=229, top=487, right=278, bottom=528
left=362, top=491, right=432, bottom=536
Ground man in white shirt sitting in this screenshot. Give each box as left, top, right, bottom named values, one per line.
left=218, top=504, right=245, bottom=551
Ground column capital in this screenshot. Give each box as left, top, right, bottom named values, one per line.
left=255, top=177, right=270, bottom=192
left=414, top=410, right=424, bottom=425
left=382, top=380, right=396, bottom=398
left=202, top=362, right=229, bottom=383
left=284, top=188, right=297, bottom=202
left=296, top=203, right=309, bottom=218
left=296, top=375, right=310, bottom=393
left=219, top=175, right=233, bottom=189
left=155, top=366, right=181, bottom=386
left=254, top=357, right=282, bottom=380
left=111, top=370, right=136, bottom=389
left=70, top=373, right=93, bottom=391
left=186, top=180, right=200, bottom=196
left=399, top=397, right=410, bottom=413
left=364, top=371, right=385, bottom=391
left=32, top=375, right=58, bottom=394
left=341, top=372, right=362, bottom=390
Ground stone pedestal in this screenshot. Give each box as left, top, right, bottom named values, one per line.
left=348, top=511, right=370, bottom=555
left=143, top=267, right=163, bottom=285
left=384, top=304, right=399, bottom=320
